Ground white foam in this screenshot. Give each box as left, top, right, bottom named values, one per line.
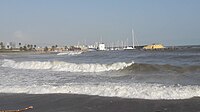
left=57, top=51, right=83, bottom=56
left=1, top=59, right=133, bottom=72
left=0, top=83, right=200, bottom=99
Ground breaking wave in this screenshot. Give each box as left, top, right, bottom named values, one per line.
left=57, top=51, right=83, bottom=56
left=1, top=59, right=133, bottom=72
left=0, top=83, right=200, bottom=99
left=2, top=59, right=199, bottom=74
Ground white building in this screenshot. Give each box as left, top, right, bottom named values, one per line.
left=98, top=43, right=106, bottom=50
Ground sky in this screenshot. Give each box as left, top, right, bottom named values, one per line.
left=0, top=0, right=200, bottom=46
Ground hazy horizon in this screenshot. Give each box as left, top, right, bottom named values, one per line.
left=1, top=0, right=200, bottom=46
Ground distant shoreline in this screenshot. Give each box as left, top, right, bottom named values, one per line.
left=0, top=45, right=199, bottom=54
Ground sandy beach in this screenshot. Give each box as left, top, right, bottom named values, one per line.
left=0, top=93, right=200, bottom=112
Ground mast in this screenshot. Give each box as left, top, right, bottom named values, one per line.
left=132, top=29, right=135, bottom=49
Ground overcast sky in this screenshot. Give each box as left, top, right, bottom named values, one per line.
left=0, top=0, right=200, bottom=46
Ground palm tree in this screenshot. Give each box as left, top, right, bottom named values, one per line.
left=23, top=46, right=27, bottom=51
left=51, top=46, right=55, bottom=51
left=27, top=44, right=30, bottom=49
left=0, top=42, right=3, bottom=46
left=44, top=46, right=48, bottom=52
left=7, top=45, right=10, bottom=49
left=30, top=45, right=33, bottom=50
left=65, top=46, right=68, bottom=50
left=20, top=47, right=23, bottom=51
left=0, top=42, right=3, bottom=49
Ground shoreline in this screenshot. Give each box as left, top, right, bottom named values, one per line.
left=0, top=45, right=200, bottom=54
left=0, top=93, right=200, bottom=112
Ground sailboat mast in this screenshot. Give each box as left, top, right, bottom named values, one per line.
left=132, top=29, right=135, bottom=48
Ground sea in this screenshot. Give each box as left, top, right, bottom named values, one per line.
left=0, top=47, right=200, bottom=112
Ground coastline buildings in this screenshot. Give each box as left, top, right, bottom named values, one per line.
left=0, top=42, right=37, bottom=52
left=0, top=41, right=168, bottom=53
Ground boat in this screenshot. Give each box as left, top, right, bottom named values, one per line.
left=124, top=46, right=134, bottom=50
left=143, top=43, right=165, bottom=50
left=124, top=29, right=135, bottom=50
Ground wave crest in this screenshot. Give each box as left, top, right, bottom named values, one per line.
left=57, top=51, right=83, bottom=56
left=1, top=83, right=200, bottom=99
left=1, top=59, right=133, bottom=72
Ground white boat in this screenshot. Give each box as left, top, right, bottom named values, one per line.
left=124, top=46, right=134, bottom=50
left=124, top=29, right=135, bottom=50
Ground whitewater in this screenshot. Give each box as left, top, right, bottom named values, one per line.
left=1, top=59, right=133, bottom=72
left=0, top=49, right=200, bottom=100
left=1, top=83, right=200, bottom=99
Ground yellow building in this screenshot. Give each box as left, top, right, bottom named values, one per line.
left=143, top=44, right=165, bottom=50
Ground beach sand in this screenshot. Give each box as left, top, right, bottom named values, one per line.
left=0, top=93, right=200, bottom=112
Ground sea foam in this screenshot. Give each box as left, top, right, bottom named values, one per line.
left=1, top=59, right=133, bottom=72
left=0, top=83, right=200, bottom=99
left=57, top=51, right=83, bottom=56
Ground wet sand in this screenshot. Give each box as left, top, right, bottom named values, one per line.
left=0, top=93, right=200, bottom=112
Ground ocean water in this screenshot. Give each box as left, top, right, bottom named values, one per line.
left=0, top=48, right=200, bottom=100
